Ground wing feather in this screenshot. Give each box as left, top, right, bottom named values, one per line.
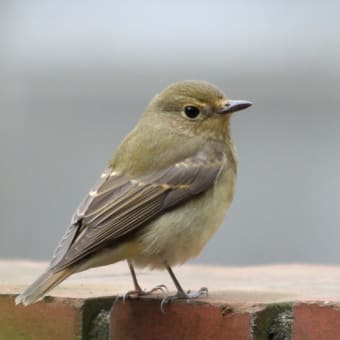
left=51, top=147, right=226, bottom=271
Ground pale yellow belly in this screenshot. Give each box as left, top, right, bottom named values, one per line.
left=132, top=166, right=236, bottom=269
left=76, top=161, right=236, bottom=273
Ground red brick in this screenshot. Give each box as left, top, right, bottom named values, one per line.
left=5, top=261, right=340, bottom=339
left=110, top=299, right=251, bottom=340
left=293, top=303, right=340, bottom=340
left=0, top=295, right=83, bottom=340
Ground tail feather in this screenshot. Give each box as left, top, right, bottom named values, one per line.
left=15, top=268, right=73, bottom=306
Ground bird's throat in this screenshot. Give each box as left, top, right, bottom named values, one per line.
left=194, top=116, right=231, bottom=142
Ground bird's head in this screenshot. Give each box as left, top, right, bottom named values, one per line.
left=144, top=80, right=252, bottom=141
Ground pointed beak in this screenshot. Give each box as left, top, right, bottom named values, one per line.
left=217, top=100, right=252, bottom=114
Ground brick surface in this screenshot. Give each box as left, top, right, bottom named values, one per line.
left=3, top=261, right=340, bottom=339
left=0, top=292, right=114, bottom=340
left=110, top=299, right=252, bottom=340
left=0, top=295, right=83, bottom=340
left=293, top=303, right=340, bottom=340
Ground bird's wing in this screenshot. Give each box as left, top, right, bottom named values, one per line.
left=50, top=147, right=226, bottom=271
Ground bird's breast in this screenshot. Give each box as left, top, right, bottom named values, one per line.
left=133, top=154, right=237, bottom=269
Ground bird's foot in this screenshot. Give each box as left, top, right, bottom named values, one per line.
left=160, top=286, right=208, bottom=313
left=121, top=284, right=168, bottom=302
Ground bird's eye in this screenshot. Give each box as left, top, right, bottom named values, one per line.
left=183, top=106, right=200, bottom=119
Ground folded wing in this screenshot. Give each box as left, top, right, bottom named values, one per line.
left=49, top=147, right=226, bottom=271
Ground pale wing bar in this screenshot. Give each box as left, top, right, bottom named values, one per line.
left=51, top=149, right=226, bottom=272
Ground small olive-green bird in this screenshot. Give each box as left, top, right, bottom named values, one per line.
left=16, top=80, right=252, bottom=306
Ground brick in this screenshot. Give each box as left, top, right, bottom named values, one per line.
left=0, top=295, right=83, bottom=340
left=0, top=294, right=114, bottom=340
left=293, top=303, right=340, bottom=340
left=110, top=299, right=251, bottom=340
left=3, top=261, right=340, bottom=339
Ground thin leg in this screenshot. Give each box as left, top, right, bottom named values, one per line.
left=161, top=262, right=208, bottom=313
left=165, top=263, right=186, bottom=296
left=123, top=259, right=167, bottom=299
left=127, top=259, right=142, bottom=292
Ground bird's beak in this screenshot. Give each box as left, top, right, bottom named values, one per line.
left=217, top=100, right=252, bottom=114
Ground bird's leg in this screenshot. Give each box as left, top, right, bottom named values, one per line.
left=122, top=260, right=167, bottom=300
left=160, top=263, right=208, bottom=312
left=128, top=259, right=143, bottom=293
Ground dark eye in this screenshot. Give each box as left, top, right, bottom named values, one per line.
left=184, top=106, right=200, bottom=119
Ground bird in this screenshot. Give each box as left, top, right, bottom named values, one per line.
left=15, top=80, right=252, bottom=306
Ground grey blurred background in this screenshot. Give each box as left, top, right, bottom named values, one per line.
left=0, top=1, right=339, bottom=266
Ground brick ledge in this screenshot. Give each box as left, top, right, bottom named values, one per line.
left=2, top=261, right=340, bottom=339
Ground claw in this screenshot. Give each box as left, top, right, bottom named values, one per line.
left=122, top=291, right=130, bottom=303
left=112, top=294, right=124, bottom=310
left=160, top=295, right=171, bottom=313
left=118, top=284, right=169, bottom=304
left=150, top=284, right=168, bottom=293
left=160, top=287, right=209, bottom=313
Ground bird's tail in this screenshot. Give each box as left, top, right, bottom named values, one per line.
left=15, top=268, right=73, bottom=306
